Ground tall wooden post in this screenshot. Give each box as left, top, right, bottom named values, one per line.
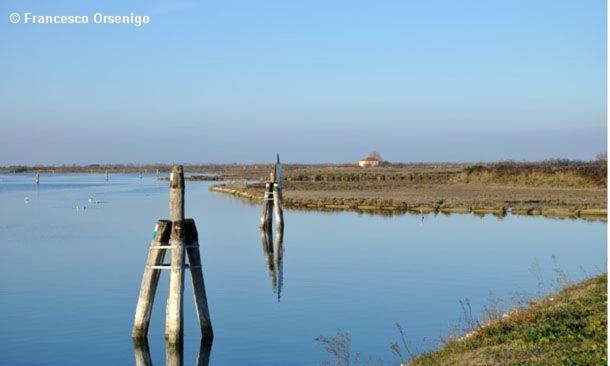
left=132, top=220, right=172, bottom=338
left=169, top=166, right=185, bottom=221
left=166, top=166, right=186, bottom=344
left=165, top=220, right=186, bottom=344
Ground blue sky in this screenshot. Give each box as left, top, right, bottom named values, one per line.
left=0, top=0, right=606, bottom=164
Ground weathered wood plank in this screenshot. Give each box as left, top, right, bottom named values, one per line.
left=132, top=220, right=171, bottom=339
left=185, top=219, right=214, bottom=338
left=169, top=165, right=185, bottom=222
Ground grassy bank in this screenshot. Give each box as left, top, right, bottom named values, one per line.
left=408, top=274, right=607, bottom=365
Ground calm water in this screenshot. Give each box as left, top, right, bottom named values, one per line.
left=0, top=174, right=606, bottom=365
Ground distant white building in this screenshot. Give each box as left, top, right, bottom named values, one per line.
left=358, top=156, right=380, bottom=167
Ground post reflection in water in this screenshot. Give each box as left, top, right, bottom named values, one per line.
left=132, top=338, right=212, bottom=366
left=133, top=338, right=153, bottom=366
left=165, top=342, right=182, bottom=366
left=260, top=227, right=285, bottom=302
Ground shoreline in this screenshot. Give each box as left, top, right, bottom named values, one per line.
left=209, top=184, right=607, bottom=220
left=407, top=274, right=607, bottom=365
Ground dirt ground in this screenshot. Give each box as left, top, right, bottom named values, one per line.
left=282, top=182, right=607, bottom=209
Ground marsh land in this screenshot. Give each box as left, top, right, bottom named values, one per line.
left=205, top=160, right=607, bottom=219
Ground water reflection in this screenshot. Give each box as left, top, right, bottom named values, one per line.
left=133, top=338, right=212, bottom=366
left=133, top=338, right=153, bottom=366
left=165, top=342, right=182, bottom=366
left=260, top=228, right=285, bottom=302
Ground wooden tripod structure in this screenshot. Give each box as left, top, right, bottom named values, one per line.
left=259, top=154, right=284, bottom=231
left=132, top=165, right=213, bottom=344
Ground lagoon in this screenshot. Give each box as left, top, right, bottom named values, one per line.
left=0, top=173, right=605, bottom=365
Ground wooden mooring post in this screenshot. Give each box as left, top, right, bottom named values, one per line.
left=259, top=178, right=274, bottom=231
left=132, top=165, right=213, bottom=344
left=259, top=155, right=284, bottom=231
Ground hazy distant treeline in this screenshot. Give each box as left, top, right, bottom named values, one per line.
left=2, top=158, right=606, bottom=188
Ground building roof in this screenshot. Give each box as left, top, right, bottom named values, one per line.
left=360, top=156, right=380, bottom=162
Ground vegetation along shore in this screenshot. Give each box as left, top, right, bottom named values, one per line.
left=207, top=159, right=607, bottom=220
left=406, top=274, right=607, bottom=365
left=314, top=273, right=607, bottom=365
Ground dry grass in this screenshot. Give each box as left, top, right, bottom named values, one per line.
left=205, top=159, right=607, bottom=216
left=408, top=275, right=607, bottom=366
